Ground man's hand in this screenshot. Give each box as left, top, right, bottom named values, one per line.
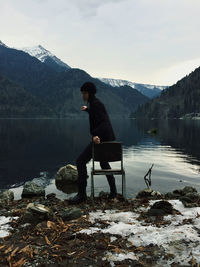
left=81, top=106, right=87, bottom=111
left=93, top=136, right=100, bottom=144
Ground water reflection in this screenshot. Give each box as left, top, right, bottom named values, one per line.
left=0, top=118, right=200, bottom=199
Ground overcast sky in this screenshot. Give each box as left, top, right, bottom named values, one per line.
left=1, top=0, right=200, bottom=86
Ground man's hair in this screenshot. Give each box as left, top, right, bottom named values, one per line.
left=80, top=82, right=97, bottom=95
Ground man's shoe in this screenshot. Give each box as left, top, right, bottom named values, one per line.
left=68, top=193, right=87, bottom=204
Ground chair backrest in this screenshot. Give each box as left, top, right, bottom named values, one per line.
left=92, top=141, right=122, bottom=162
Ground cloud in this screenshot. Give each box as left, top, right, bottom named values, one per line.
left=1, top=0, right=200, bottom=85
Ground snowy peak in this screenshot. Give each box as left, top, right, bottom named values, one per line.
left=20, top=45, right=71, bottom=71
left=22, top=45, right=53, bottom=62
left=98, top=77, right=168, bottom=99
left=0, top=40, right=8, bottom=48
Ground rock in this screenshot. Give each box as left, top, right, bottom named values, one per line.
left=60, top=207, right=82, bottom=221
left=182, top=186, right=197, bottom=194
left=164, top=192, right=180, bottom=199
left=55, top=164, right=78, bottom=184
left=173, top=186, right=197, bottom=197
left=22, top=203, right=53, bottom=224
left=180, top=192, right=200, bottom=202
left=146, top=208, right=167, bottom=216
left=136, top=188, right=162, bottom=199
left=173, top=189, right=184, bottom=196
left=147, top=200, right=174, bottom=216
left=0, top=190, right=14, bottom=208
left=56, top=182, right=78, bottom=194
left=22, top=181, right=45, bottom=198
left=0, top=190, right=14, bottom=201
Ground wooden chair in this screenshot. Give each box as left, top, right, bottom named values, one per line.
left=91, top=141, right=126, bottom=199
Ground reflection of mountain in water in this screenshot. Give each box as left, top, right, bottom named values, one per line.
left=0, top=118, right=199, bottom=189
left=0, top=119, right=147, bottom=188
left=135, top=119, right=200, bottom=167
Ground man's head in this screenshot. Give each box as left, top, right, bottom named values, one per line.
left=80, top=82, right=96, bottom=102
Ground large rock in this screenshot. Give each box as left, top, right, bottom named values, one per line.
left=146, top=200, right=174, bottom=216
left=60, top=207, right=82, bottom=221
left=22, top=203, right=53, bottom=224
left=165, top=186, right=200, bottom=208
left=22, top=181, right=45, bottom=198
left=0, top=190, right=14, bottom=207
left=55, top=164, right=78, bottom=184
left=0, top=190, right=14, bottom=201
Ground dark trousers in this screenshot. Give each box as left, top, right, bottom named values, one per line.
left=76, top=141, right=116, bottom=195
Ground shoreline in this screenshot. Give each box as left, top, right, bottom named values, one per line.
left=0, top=186, right=200, bottom=266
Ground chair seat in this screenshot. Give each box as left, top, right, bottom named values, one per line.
left=91, top=168, right=125, bottom=175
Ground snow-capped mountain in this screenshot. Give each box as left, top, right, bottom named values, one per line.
left=98, top=77, right=168, bottom=99
left=0, top=40, right=8, bottom=48
left=20, top=45, right=71, bottom=72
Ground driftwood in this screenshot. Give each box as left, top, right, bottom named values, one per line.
left=144, top=164, right=154, bottom=188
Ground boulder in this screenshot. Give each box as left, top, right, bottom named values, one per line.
left=55, top=164, right=78, bottom=185
left=22, top=203, right=53, bottom=224
left=0, top=190, right=14, bottom=202
left=147, top=200, right=174, bottom=216
left=60, top=207, right=82, bottom=221
left=0, top=190, right=14, bottom=207
left=173, top=186, right=197, bottom=196
left=22, top=181, right=45, bottom=198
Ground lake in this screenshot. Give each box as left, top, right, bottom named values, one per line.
left=0, top=118, right=200, bottom=200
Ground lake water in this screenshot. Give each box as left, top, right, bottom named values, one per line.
left=0, top=118, right=200, bottom=200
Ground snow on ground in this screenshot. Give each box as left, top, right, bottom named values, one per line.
left=78, top=200, right=200, bottom=266
left=0, top=216, right=19, bottom=238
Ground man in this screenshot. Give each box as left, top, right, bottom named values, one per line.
left=68, top=82, right=117, bottom=204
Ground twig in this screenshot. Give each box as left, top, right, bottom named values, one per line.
left=144, top=164, right=154, bottom=188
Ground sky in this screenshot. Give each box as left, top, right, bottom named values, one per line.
left=1, top=0, right=200, bottom=86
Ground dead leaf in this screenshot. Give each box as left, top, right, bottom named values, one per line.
left=4, top=244, right=14, bottom=254
left=67, top=251, right=76, bottom=256
left=112, top=247, right=123, bottom=253
left=0, top=245, right=6, bottom=250
left=19, top=245, right=33, bottom=258
left=34, top=248, right=39, bottom=254
left=13, top=257, right=27, bottom=267
left=51, top=244, right=61, bottom=249
left=191, top=256, right=196, bottom=266
left=19, top=245, right=29, bottom=254
left=47, top=220, right=56, bottom=229
left=135, top=246, right=145, bottom=252
left=61, top=226, right=69, bottom=233
left=7, top=255, right=12, bottom=267
left=11, top=247, right=19, bottom=257
left=45, top=235, right=51, bottom=245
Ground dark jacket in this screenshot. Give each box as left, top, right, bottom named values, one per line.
left=85, top=96, right=115, bottom=142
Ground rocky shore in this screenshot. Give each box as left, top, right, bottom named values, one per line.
left=0, top=181, right=200, bottom=267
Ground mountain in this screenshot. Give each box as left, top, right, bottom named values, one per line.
left=20, top=45, right=71, bottom=72
left=0, top=42, right=148, bottom=118
left=0, top=41, right=8, bottom=48
left=132, top=66, right=200, bottom=119
left=98, top=77, right=167, bottom=99
left=0, top=73, right=56, bottom=117
left=17, top=43, right=166, bottom=98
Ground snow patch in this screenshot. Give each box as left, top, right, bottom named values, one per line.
left=0, top=216, right=19, bottom=238
left=77, top=200, right=200, bottom=265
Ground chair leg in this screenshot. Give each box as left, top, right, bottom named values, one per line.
left=122, top=173, right=124, bottom=197
left=123, top=173, right=126, bottom=199
left=91, top=173, right=94, bottom=200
